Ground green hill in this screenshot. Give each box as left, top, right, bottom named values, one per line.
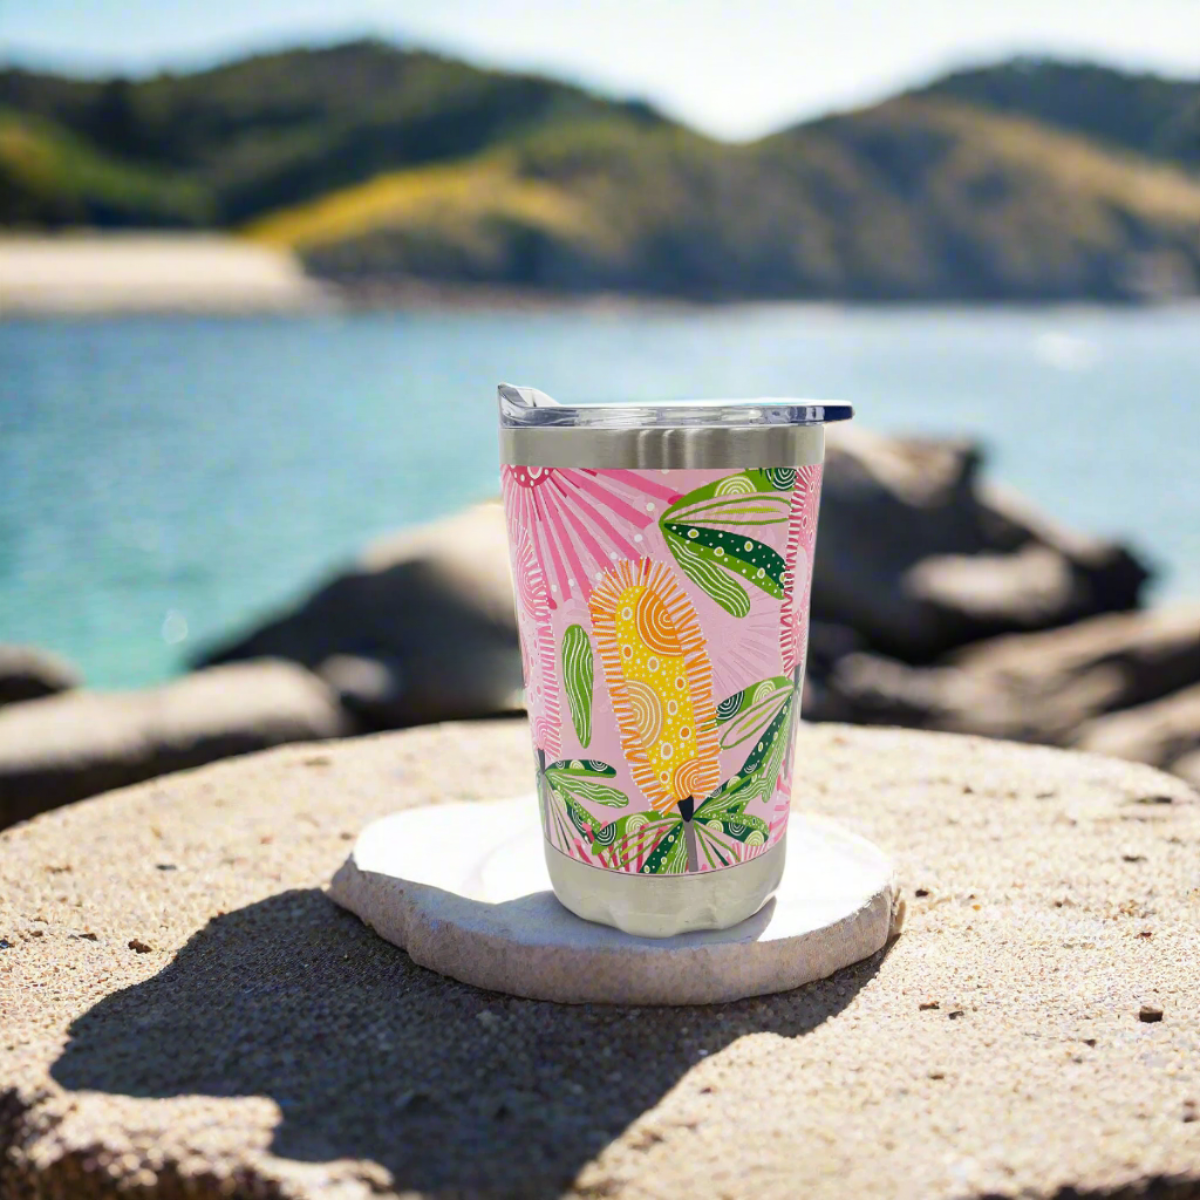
left=4, top=43, right=1200, bottom=301
left=916, top=57, right=1200, bottom=171
left=245, top=97, right=1200, bottom=301
left=0, top=41, right=665, bottom=225
left=0, top=109, right=210, bottom=227
left=768, top=97, right=1200, bottom=300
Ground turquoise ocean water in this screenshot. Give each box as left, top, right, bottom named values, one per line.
left=2, top=305, right=1198, bottom=687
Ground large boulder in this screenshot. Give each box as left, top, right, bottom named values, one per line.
left=813, top=427, right=1150, bottom=660
left=950, top=604, right=1200, bottom=744
left=816, top=605, right=1200, bottom=754
left=0, top=645, right=80, bottom=707
left=812, top=652, right=1003, bottom=733
left=0, top=660, right=351, bottom=828
left=195, top=503, right=522, bottom=729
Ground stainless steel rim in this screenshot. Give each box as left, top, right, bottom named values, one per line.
left=501, top=424, right=825, bottom=468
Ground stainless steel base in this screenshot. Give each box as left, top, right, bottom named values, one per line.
left=544, top=835, right=787, bottom=938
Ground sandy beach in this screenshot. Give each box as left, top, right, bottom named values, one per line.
left=0, top=234, right=331, bottom=315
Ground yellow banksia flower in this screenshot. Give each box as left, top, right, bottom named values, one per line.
left=589, top=559, right=720, bottom=814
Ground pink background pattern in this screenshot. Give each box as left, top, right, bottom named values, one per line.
left=502, top=464, right=823, bottom=873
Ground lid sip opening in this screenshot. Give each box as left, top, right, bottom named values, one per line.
left=498, top=383, right=853, bottom=430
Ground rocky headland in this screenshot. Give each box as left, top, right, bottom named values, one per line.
left=2, top=425, right=1196, bottom=827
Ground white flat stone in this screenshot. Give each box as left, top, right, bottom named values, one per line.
left=329, top=795, right=903, bottom=1005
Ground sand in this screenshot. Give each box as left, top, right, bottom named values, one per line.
left=0, top=234, right=329, bottom=314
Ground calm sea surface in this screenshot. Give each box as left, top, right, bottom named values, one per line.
left=2, top=305, right=1198, bottom=687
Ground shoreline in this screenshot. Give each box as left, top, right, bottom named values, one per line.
left=4, top=235, right=1200, bottom=317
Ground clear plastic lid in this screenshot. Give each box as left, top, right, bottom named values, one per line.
left=498, top=384, right=853, bottom=429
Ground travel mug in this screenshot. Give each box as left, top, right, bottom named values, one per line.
left=499, top=384, right=852, bottom=937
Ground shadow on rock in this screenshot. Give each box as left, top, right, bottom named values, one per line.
left=52, top=888, right=884, bottom=1196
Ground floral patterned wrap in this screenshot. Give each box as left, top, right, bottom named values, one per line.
left=502, top=463, right=822, bottom=875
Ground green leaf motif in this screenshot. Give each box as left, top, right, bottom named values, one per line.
left=693, top=814, right=770, bottom=869
left=661, top=470, right=794, bottom=523
left=740, top=700, right=792, bottom=778
left=712, top=675, right=793, bottom=748
left=587, top=810, right=653, bottom=849
left=588, top=801, right=771, bottom=875
left=659, top=470, right=794, bottom=617
left=662, top=522, right=786, bottom=599
left=762, top=468, right=797, bottom=491
left=543, top=761, right=632, bottom=852
left=725, top=696, right=795, bottom=806
left=561, top=624, right=594, bottom=747
left=588, top=811, right=688, bottom=875
left=664, top=493, right=792, bottom=529
left=545, top=787, right=597, bottom=844
left=550, top=777, right=630, bottom=809
left=665, top=528, right=751, bottom=617
left=546, top=760, right=629, bottom=810
left=545, top=759, right=615, bottom=777
left=642, top=822, right=690, bottom=875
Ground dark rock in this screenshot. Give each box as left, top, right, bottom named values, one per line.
left=818, top=607, right=1200, bottom=765
left=812, top=427, right=1150, bottom=661
left=1072, top=683, right=1200, bottom=777
left=196, top=504, right=522, bottom=729
left=799, top=623, right=867, bottom=721
left=0, top=661, right=351, bottom=828
left=805, top=622, right=867, bottom=678
left=954, top=605, right=1200, bottom=744
left=0, top=645, right=80, bottom=707
left=819, top=653, right=1003, bottom=734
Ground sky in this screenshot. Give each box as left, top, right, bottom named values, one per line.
left=4, top=0, right=1200, bottom=140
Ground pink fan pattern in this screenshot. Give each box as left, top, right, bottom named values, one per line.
left=779, top=464, right=823, bottom=677
left=503, top=462, right=825, bottom=876
left=501, top=466, right=680, bottom=607
left=512, top=531, right=561, bottom=758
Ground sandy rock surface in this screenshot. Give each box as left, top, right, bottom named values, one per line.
left=2, top=721, right=1199, bottom=1199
